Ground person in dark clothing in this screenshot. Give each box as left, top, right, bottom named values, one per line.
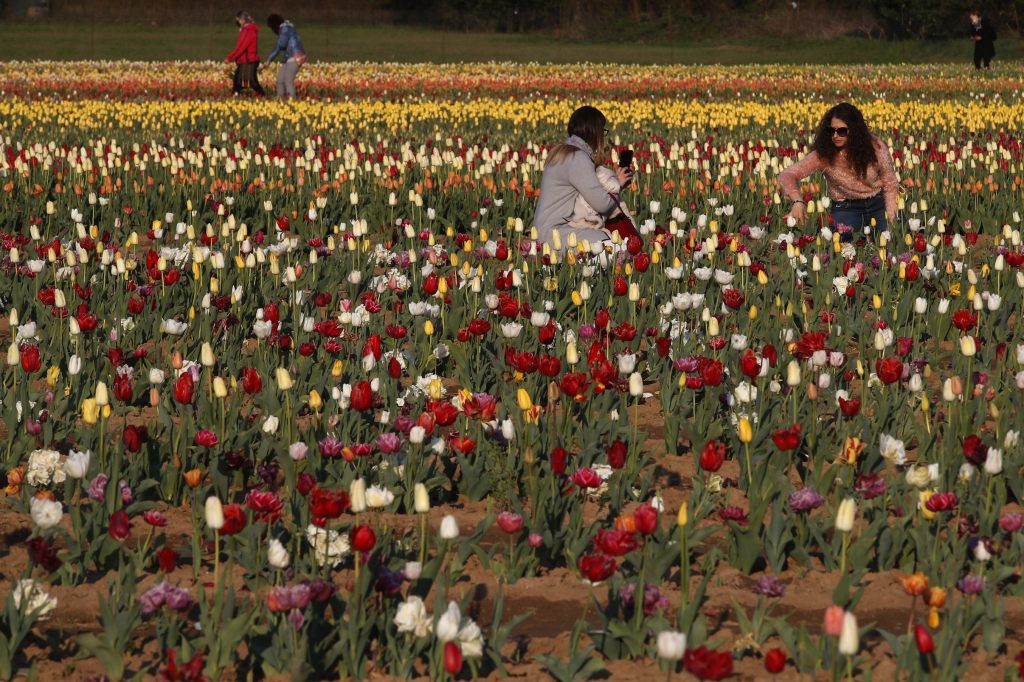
left=969, top=10, right=996, bottom=70
left=226, top=11, right=265, bottom=96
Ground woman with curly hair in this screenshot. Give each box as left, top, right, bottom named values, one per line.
left=779, top=102, right=900, bottom=239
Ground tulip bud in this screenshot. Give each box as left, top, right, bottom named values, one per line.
left=213, top=377, right=228, bottom=399
left=566, top=342, right=579, bottom=365
left=629, top=372, right=643, bottom=397
left=516, top=388, right=533, bottom=411
left=307, top=389, right=322, bottom=411
left=439, top=514, right=460, bottom=540
left=95, top=381, right=109, bottom=407
left=200, top=342, right=216, bottom=367
left=838, top=612, right=859, bottom=655
left=835, top=498, right=856, bottom=532
left=737, top=417, right=753, bottom=444
left=785, top=360, right=801, bottom=387
left=414, top=483, right=430, bottom=513
left=676, top=502, right=688, bottom=527
left=349, top=478, right=367, bottom=514
left=204, top=497, right=224, bottom=530
left=275, top=367, right=293, bottom=391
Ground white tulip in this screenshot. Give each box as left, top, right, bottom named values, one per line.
left=439, top=514, right=460, bottom=540
left=267, top=538, right=291, bottom=569
left=656, top=630, right=686, bottom=661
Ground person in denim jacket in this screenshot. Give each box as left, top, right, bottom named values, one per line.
left=265, top=14, right=307, bottom=99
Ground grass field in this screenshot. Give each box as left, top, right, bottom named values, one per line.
left=0, top=21, right=1021, bottom=63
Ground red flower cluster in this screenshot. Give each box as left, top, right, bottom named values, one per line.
left=684, top=645, right=733, bottom=680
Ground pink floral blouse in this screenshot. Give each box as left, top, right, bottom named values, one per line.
left=779, top=137, right=900, bottom=217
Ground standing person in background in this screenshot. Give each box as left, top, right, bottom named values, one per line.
left=265, top=14, right=307, bottom=100
left=969, top=10, right=997, bottom=70
left=226, top=11, right=265, bottom=96
left=778, top=102, right=900, bottom=242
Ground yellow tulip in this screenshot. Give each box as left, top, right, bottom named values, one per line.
left=737, top=417, right=753, bottom=444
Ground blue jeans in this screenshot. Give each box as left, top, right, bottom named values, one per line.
left=831, top=192, right=886, bottom=241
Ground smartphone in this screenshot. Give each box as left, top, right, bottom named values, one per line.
left=618, top=149, right=634, bottom=168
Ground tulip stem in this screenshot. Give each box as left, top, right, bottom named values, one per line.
left=839, top=531, right=849, bottom=575
left=213, top=529, right=220, bottom=588
left=419, top=513, right=427, bottom=565
left=744, top=442, right=752, bottom=488
left=679, top=525, right=689, bottom=606
left=845, top=655, right=853, bottom=682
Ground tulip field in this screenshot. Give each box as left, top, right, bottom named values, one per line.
left=3, top=60, right=1024, bottom=680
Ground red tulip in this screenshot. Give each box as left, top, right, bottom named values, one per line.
left=156, top=547, right=178, bottom=572
left=699, top=440, right=726, bottom=471
left=422, top=272, right=439, bottom=295
left=387, top=357, right=403, bottom=379
left=241, top=367, right=262, bottom=394
left=613, top=276, right=628, bottom=296
left=109, top=510, right=132, bottom=541
left=245, top=490, right=284, bottom=522
left=875, top=357, right=904, bottom=385
left=123, top=425, right=145, bottom=453
left=309, top=487, right=349, bottom=524
left=496, top=511, right=524, bottom=534
left=739, top=349, right=761, bottom=379
left=19, top=344, right=41, bottom=373
left=193, top=430, right=218, bottom=448
left=351, top=524, right=376, bottom=553
left=578, top=553, right=617, bottom=583
left=538, top=355, right=561, bottom=377
left=559, top=372, right=590, bottom=399
left=924, top=492, right=957, bottom=513
left=443, top=641, right=462, bottom=674
left=220, top=503, right=247, bottom=535
left=951, top=309, right=977, bottom=331
left=700, top=359, right=724, bottom=387
left=173, top=373, right=195, bottom=405
left=571, top=467, right=603, bottom=489
left=607, top=439, right=628, bottom=469
left=350, top=381, right=374, bottom=412
left=838, top=397, right=861, bottom=417
left=593, top=528, right=640, bottom=556
left=428, top=400, right=459, bottom=427
left=655, top=336, right=671, bottom=357
left=113, top=374, right=134, bottom=403
left=549, top=447, right=568, bottom=475
left=721, top=288, right=744, bottom=309
left=633, top=504, right=658, bottom=535
left=764, top=648, right=786, bottom=673
left=914, top=624, right=934, bottom=654
left=771, top=424, right=802, bottom=451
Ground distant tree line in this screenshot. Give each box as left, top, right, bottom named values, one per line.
left=388, top=0, right=1023, bottom=39
left=17, top=0, right=1024, bottom=39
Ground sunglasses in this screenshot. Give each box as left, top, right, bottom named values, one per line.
left=829, top=126, right=850, bottom=138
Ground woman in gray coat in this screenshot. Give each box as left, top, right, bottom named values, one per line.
left=533, top=106, right=634, bottom=253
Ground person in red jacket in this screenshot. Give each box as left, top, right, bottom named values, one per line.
left=225, top=11, right=265, bottom=96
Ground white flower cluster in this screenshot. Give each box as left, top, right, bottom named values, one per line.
left=26, top=449, right=66, bottom=487
left=305, top=524, right=350, bottom=567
